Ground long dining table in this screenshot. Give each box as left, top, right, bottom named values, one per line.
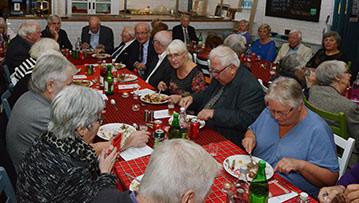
left=72, top=56, right=318, bottom=203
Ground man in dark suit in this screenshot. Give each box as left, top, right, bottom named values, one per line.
left=145, top=30, right=173, bottom=88
left=5, top=20, right=41, bottom=74
left=172, top=15, right=198, bottom=45
left=80, top=16, right=114, bottom=54
left=41, top=15, right=73, bottom=50
left=132, top=23, right=158, bottom=77
left=112, top=26, right=136, bottom=69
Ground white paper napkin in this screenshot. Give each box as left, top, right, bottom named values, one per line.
left=73, top=75, right=87, bottom=79
left=120, top=145, right=153, bottom=161
left=268, top=191, right=298, bottom=203
left=153, top=109, right=171, bottom=119
left=118, top=84, right=140, bottom=90
left=133, top=88, right=156, bottom=96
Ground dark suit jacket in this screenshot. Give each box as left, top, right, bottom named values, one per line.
left=4, top=35, right=32, bottom=74
left=190, top=65, right=265, bottom=146
left=145, top=56, right=173, bottom=88
left=113, top=40, right=137, bottom=69
left=41, top=27, right=73, bottom=50
left=91, top=189, right=132, bottom=203
left=172, top=25, right=198, bottom=43
left=129, top=39, right=158, bottom=71
left=81, top=25, right=114, bottom=54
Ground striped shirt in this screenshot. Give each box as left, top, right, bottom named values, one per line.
left=11, top=57, right=36, bottom=86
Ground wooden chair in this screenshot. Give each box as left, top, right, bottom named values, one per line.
left=304, top=97, right=348, bottom=139
left=0, top=166, right=17, bottom=203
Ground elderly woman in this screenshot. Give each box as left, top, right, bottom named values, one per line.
left=306, top=31, right=348, bottom=69
left=309, top=60, right=358, bottom=152
left=157, top=39, right=206, bottom=103
left=250, top=24, right=277, bottom=62
left=180, top=46, right=264, bottom=146
left=197, top=34, right=223, bottom=61
left=242, top=77, right=339, bottom=196
left=224, top=33, right=247, bottom=57
left=16, top=85, right=118, bottom=202
left=232, top=19, right=250, bottom=46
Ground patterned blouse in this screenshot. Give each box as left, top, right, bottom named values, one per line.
left=16, top=132, right=116, bottom=203
left=166, top=65, right=206, bottom=96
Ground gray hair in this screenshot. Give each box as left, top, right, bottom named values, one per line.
left=139, top=139, right=220, bottom=202
left=223, top=34, right=246, bottom=56
left=167, top=39, right=192, bottom=61
left=265, top=77, right=303, bottom=108
left=48, top=85, right=104, bottom=139
left=323, top=31, right=341, bottom=48
left=154, top=30, right=172, bottom=48
left=289, top=30, right=302, bottom=40
left=29, top=38, right=60, bottom=59
left=47, top=14, right=61, bottom=23
left=123, top=26, right=135, bottom=38
left=278, top=54, right=305, bottom=75
left=30, top=52, right=76, bottom=93
left=18, top=20, right=40, bottom=38
left=315, top=60, right=347, bottom=86
left=135, top=23, right=151, bottom=33
left=209, top=45, right=240, bottom=68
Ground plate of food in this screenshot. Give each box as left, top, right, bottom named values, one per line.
left=92, top=53, right=111, bottom=59
left=114, top=63, right=126, bottom=69
left=97, top=123, right=136, bottom=146
left=140, top=93, right=168, bottom=105
left=82, top=48, right=95, bottom=55
left=118, top=73, right=138, bottom=82
left=73, top=80, right=94, bottom=87
left=129, top=175, right=143, bottom=191
left=223, top=154, right=274, bottom=181
left=168, top=115, right=205, bottom=128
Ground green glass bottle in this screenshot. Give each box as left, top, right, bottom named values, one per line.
left=104, top=65, right=114, bottom=95
left=249, top=160, right=269, bottom=203
left=168, top=112, right=182, bottom=139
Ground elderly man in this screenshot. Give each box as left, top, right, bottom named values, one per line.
left=92, top=139, right=220, bottom=202
left=274, top=30, right=312, bottom=64
left=145, top=30, right=173, bottom=87
left=80, top=16, right=114, bottom=54
left=132, top=23, right=157, bottom=76
left=180, top=46, right=265, bottom=146
left=112, top=26, right=136, bottom=68
left=242, top=77, right=339, bottom=196
left=172, top=15, right=198, bottom=45
left=5, top=20, right=41, bottom=73
left=41, top=14, right=73, bottom=50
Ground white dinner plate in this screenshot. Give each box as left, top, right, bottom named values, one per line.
left=73, top=80, right=94, bottom=87
left=91, top=53, right=111, bottom=59
left=168, top=115, right=205, bottom=129
left=140, top=93, right=168, bottom=105
left=114, top=63, right=126, bottom=69
left=97, top=123, right=136, bottom=143
left=118, top=73, right=138, bottom=82
left=129, top=175, right=143, bottom=191
left=223, top=154, right=274, bottom=181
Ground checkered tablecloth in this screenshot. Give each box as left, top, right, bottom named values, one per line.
left=74, top=63, right=317, bottom=203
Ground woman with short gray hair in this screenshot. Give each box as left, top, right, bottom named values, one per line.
left=224, top=34, right=246, bottom=57
left=243, top=76, right=339, bottom=196
left=16, top=85, right=119, bottom=202
left=309, top=60, right=359, bottom=152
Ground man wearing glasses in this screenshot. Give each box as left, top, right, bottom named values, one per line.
left=179, top=46, right=265, bottom=146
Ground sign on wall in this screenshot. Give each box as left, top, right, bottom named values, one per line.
left=265, top=0, right=322, bottom=22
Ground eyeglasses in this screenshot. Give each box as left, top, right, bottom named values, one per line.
left=168, top=52, right=186, bottom=59
left=267, top=107, right=294, bottom=117
left=209, top=64, right=232, bottom=75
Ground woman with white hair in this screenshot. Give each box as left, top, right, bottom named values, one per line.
left=17, top=85, right=119, bottom=202
left=242, top=77, right=339, bottom=196
left=157, top=39, right=206, bottom=103
left=223, top=33, right=247, bottom=57
left=309, top=60, right=359, bottom=153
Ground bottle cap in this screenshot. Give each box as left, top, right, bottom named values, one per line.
left=299, top=192, right=308, bottom=200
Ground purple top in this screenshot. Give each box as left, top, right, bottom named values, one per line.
left=338, top=163, right=359, bottom=186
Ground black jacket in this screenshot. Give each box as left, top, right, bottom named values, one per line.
left=81, top=25, right=114, bottom=54
left=4, top=35, right=32, bottom=74
left=145, top=56, right=173, bottom=88
left=113, top=40, right=138, bottom=69
left=172, top=25, right=198, bottom=43
left=41, top=27, right=73, bottom=50
left=130, top=39, right=158, bottom=72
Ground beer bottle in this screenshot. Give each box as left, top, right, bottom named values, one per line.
left=249, top=160, right=268, bottom=203
left=168, top=112, right=182, bottom=139
left=104, top=65, right=114, bottom=95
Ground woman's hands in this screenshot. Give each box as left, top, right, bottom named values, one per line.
left=98, top=145, right=118, bottom=174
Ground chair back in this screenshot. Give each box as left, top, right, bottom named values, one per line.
left=334, top=135, right=355, bottom=177
left=304, top=97, right=348, bottom=139
left=1, top=89, right=12, bottom=120
left=0, top=166, right=17, bottom=203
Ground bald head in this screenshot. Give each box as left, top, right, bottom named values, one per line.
left=89, top=16, right=101, bottom=33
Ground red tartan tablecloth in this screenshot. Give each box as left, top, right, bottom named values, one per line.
left=74, top=60, right=317, bottom=203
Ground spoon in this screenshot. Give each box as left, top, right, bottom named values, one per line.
left=110, top=99, right=118, bottom=111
